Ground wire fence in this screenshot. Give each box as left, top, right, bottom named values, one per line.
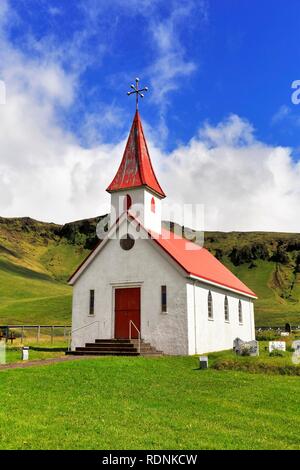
left=0, top=325, right=71, bottom=346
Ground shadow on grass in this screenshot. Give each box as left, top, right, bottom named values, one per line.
left=0, top=259, right=55, bottom=282
left=30, top=346, right=67, bottom=352
left=8, top=346, right=67, bottom=352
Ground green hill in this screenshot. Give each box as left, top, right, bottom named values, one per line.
left=0, top=216, right=299, bottom=327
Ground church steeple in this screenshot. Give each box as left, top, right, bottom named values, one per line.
left=106, top=110, right=165, bottom=198
left=107, top=79, right=165, bottom=234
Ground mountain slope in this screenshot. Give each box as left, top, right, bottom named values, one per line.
left=0, top=216, right=299, bottom=326
left=0, top=217, right=98, bottom=325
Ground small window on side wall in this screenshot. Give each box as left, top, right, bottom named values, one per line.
left=208, top=291, right=213, bottom=320
left=151, top=196, right=156, bottom=213
left=161, top=285, right=167, bottom=313
left=124, top=194, right=132, bottom=211
left=89, top=290, right=95, bottom=316
left=238, top=300, right=243, bottom=324
left=224, top=295, right=229, bottom=322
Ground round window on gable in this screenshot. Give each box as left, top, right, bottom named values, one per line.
left=120, top=233, right=135, bottom=251
left=151, top=196, right=156, bottom=213
left=124, top=194, right=132, bottom=211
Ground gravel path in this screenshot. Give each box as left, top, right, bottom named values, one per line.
left=0, top=355, right=95, bottom=371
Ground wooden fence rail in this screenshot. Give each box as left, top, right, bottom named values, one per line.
left=0, top=325, right=71, bottom=344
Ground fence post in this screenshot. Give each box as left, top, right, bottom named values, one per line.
left=37, top=325, right=40, bottom=343
left=51, top=326, right=54, bottom=345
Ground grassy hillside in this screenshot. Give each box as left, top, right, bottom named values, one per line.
left=0, top=216, right=300, bottom=326
left=203, top=231, right=300, bottom=326
left=0, top=216, right=100, bottom=325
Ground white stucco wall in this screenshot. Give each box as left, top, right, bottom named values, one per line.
left=71, top=215, right=256, bottom=356
left=110, top=188, right=162, bottom=233
left=186, top=280, right=255, bottom=354
left=71, top=233, right=188, bottom=355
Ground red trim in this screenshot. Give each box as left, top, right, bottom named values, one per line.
left=69, top=213, right=257, bottom=298
left=188, top=271, right=256, bottom=297
left=106, top=111, right=165, bottom=198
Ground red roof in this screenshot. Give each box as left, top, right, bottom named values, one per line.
left=106, top=110, right=165, bottom=198
left=153, top=228, right=256, bottom=298
left=69, top=213, right=256, bottom=298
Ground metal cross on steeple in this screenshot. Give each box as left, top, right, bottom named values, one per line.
left=127, top=77, right=148, bottom=111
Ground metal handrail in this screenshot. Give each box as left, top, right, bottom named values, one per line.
left=68, top=321, right=100, bottom=351
left=129, top=320, right=141, bottom=354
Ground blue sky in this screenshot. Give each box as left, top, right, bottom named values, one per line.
left=6, top=0, right=300, bottom=152
left=0, top=0, right=300, bottom=230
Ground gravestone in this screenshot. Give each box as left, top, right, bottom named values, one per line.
left=199, top=356, right=208, bottom=369
left=233, top=337, right=259, bottom=356
left=285, top=323, right=291, bottom=333
left=292, top=340, right=300, bottom=351
left=269, top=341, right=286, bottom=353
left=233, top=337, right=244, bottom=353
left=281, top=332, right=289, bottom=337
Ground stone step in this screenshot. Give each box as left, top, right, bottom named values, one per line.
left=67, top=338, right=163, bottom=357
left=95, top=339, right=131, bottom=344
left=76, top=344, right=137, bottom=352
left=66, top=350, right=139, bottom=356
left=85, top=343, right=135, bottom=349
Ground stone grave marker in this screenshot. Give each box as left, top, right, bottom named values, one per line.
left=292, top=340, right=300, bottom=351
left=233, top=337, right=259, bottom=356
left=269, top=341, right=286, bottom=353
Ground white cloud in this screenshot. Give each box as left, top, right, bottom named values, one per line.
left=147, top=3, right=199, bottom=106
left=271, top=105, right=291, bottom=124
left=271, top=104, right=300, bottom=128
left=0, top=1, right=299, bottom=233
left=158, top=116, right=300, bottom=231
left=143, top=0, right=208, bottom=141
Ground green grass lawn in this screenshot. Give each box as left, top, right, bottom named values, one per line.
left=0, top=356, right=300, bottom=450
left=3, top=339, right=67, bottom=364
left=209, top=340, right=300, bottom=374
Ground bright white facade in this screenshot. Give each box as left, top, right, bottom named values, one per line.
left=69, top=110, right=256, bottom=355
left=70, top=216, right=255, bottom=355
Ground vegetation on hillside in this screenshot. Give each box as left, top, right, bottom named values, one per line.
left=0, top=216, right=100, bottom=325
left=0, top=215, right=300, bottom=326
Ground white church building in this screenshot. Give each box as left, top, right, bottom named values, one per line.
left=68, top=109, right=256, bottom=356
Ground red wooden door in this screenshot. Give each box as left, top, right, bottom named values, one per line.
left=115, top=288, right=141, bottom=339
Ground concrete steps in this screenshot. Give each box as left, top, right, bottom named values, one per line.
left=66, top=338, right=163, bottom=357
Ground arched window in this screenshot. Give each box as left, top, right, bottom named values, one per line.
left=124, top=194, right=132, bottom=211
left=224, top=296, right=229, bottom=322
left=238, top=300, right=243, bottom=324
left=151, top=196, right=156, bottom=213
left=208, top=291, right=213, bottom=320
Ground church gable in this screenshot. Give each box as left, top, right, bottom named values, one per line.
left=68, top=214, right=186, bottom=286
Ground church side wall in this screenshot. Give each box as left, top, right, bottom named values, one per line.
left=186, top=281, right=255, bottom=354
left=71, top=236, right=189, bottom=355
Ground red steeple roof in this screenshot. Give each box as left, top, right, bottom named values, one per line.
left=106, top=110, right=166, bottom=198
